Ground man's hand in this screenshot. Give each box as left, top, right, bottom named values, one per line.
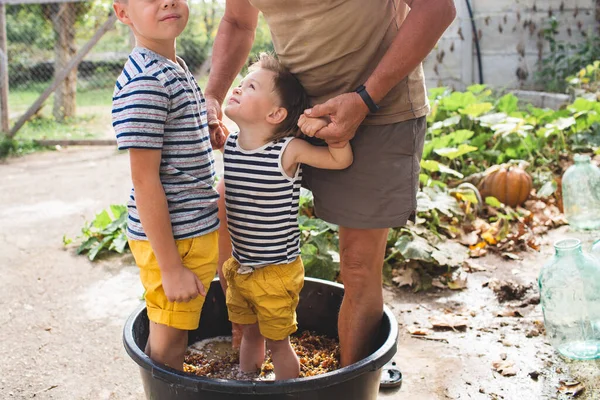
left=304, top=92, right=369, bottom=148
left=162, top=266, right=206, bottom=303
left=206, top=96, right=227, bottom=150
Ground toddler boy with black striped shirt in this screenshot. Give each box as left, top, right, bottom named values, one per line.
left=112, top=0, right=220, bottom=371
left=221, top=53, right=353, bottom=380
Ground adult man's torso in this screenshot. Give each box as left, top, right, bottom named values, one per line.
left=249, top=0, right=429, bottom=125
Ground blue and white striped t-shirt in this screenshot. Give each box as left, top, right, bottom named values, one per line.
left=112, top=47, right=219, bottom=241
left=224, top=133, right=302, bottom=268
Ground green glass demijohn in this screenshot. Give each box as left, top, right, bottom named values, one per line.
left=538, top=238, right=600, bottom=360
left=561, top=154, right=600, bottom=230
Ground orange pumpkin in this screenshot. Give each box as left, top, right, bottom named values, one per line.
left=478, top=165, right=532, bottom=207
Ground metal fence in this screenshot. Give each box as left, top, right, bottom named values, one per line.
left=2, top=0, right=223, bottom=142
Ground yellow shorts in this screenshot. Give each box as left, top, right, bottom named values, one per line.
left=223, top=257, right=304, bottom=341
left=128, top=231, right=218, bottom=331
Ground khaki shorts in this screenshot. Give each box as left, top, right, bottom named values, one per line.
left=223, top=257, right=304, bottom=341
left=302, top=117, right=427, bottom=229
left=128, top=231, right=219, bottom=330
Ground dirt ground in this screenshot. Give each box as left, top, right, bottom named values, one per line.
left=1, top=147, right=599, bottom=400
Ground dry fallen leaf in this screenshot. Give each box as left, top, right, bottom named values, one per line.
left=558, top=380, right=585, bottom=397
left=496, top=308, right=523, bottom=318
left=492, top=360, right=519, bottom=376
left=406, top=326, right=431, bottom=336
left=392, top=267, right=419, bottom=288
left=429, top=314, right=469, bottom=331
left=469, top=241, right=488, bottom=258
left=459, top=231, right=479, bottom=246
left=463, top=259, right=487, bottom=272
left=431, top=278, right=446, bottom=289
left=502, top=252, right=521, bottom=260
left=447, top=270, right=468, bottom=290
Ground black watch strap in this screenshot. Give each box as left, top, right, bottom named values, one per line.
left=355, top=84, right=380, bottom=114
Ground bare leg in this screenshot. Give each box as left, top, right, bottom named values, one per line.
left=146, top=321, right=188, bottom=371
left=338, top=227, right=388, bottom=367
left=239, top=323, right=265, bottom=373
left=266, top=337, right=300, bottom=380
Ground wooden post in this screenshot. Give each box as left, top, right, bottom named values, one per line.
left=0, top=3, right=9, bottom=134
left=8, top=12, right=117, bottom=138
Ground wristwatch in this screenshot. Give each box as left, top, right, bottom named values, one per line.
left=355, top=84, right=380, bottom=114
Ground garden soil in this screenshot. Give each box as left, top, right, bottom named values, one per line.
left=1, top=147, right=599, bottom=400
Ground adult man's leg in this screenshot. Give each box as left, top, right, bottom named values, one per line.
left=338, top=226, right=388, bottom=367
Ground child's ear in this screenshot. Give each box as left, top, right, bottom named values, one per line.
left=266, top=107, right=287, bottom=125
left=113, top=3, right=131, bottom=25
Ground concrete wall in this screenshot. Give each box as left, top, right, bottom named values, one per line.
left=422, top=0, right=599, bottom=90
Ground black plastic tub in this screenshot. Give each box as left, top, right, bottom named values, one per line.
left=123, top=277, right=398, bottom=399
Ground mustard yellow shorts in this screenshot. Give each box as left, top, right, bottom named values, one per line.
left=128, top=231, right=218, bottom=331
left=223, top=257, right=304, bottom=341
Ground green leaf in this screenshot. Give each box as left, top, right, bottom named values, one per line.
left=101, top=212, right=127, bottom=235
left=450, top=129, right=475, bottom=144
left=430, top=115, right=461, bottom=131
left=459, top=102, right=493, bottom=118
left=428, top=86, right=450, bottom=100
left=420, top=160, right=464, bottom=178
left=478, top=112, right=508, bottom=127
left=456, top=190, right=479, bottom=204
left=394, top=234, right=434, bottom=263
left=440, top=91, right=478, bottom=112
left=434, top=144, right=478, bottom=160
left=569, top=98, right=598, bottom=112
left=62, top=234, right=73, bottom=246
left=554, top=116, right=576, bottom=131
left=110, top=204, right=127, bottom=218
left=87, top=236, right=113, bottom=261
left=301, top=243, right=338, bottom=281
left=485, top=196, right=503, bottom=208
left=496, top=93, right=519, bottom=114
left=417, top=187, right=463, bottom=216
left=110, top=232, right=129, bottom=253
left=467, top=84, right=487, bottom=94
left=431, top=240, right=468, bottom=268
left=537, top=180, right=557, bottom=198
left=92, top=210, right=112, bottom=229
left=76, top=237, right=99, bottom=255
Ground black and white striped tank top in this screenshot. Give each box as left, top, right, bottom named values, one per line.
left=223, top=133, right=302, bottom=268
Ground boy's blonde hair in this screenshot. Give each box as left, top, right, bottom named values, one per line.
left=249, top=53, right=310, bottom=141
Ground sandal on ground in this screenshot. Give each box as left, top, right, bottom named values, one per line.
left=379, top=361, right=403, bottom=389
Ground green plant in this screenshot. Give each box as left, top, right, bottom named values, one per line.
left=536, top=17, right=600, bottom=93
left=298, top=189, right=340, bottom=281
left=0, top=135, right=47, bottom=158
left=69, top=205, right=128, bottom=261
left=567, top=60, right=600, bottom=100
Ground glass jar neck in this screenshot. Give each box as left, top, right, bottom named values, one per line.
left=574, top=155, right=591, bottom=165
left=554, top=239, right=583, bottom=256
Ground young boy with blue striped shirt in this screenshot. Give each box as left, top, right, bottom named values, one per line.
left=111, top=0, right=221, bottom=371
left=221, top=53, right=353, bottom=380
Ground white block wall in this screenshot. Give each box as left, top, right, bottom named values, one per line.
left=422, top=0, right=598, bottom=90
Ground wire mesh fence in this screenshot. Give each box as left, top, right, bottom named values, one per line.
left=3, top=0, right=232, bottom=142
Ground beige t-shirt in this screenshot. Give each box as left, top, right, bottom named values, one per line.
left=249, top=0, right=430, bottom=125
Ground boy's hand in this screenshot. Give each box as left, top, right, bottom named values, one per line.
left=206, top=96, right=227, bottom=150
left=162, top=266, right=206, bottom=303
left=298, top=114, right=329, bottom=137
